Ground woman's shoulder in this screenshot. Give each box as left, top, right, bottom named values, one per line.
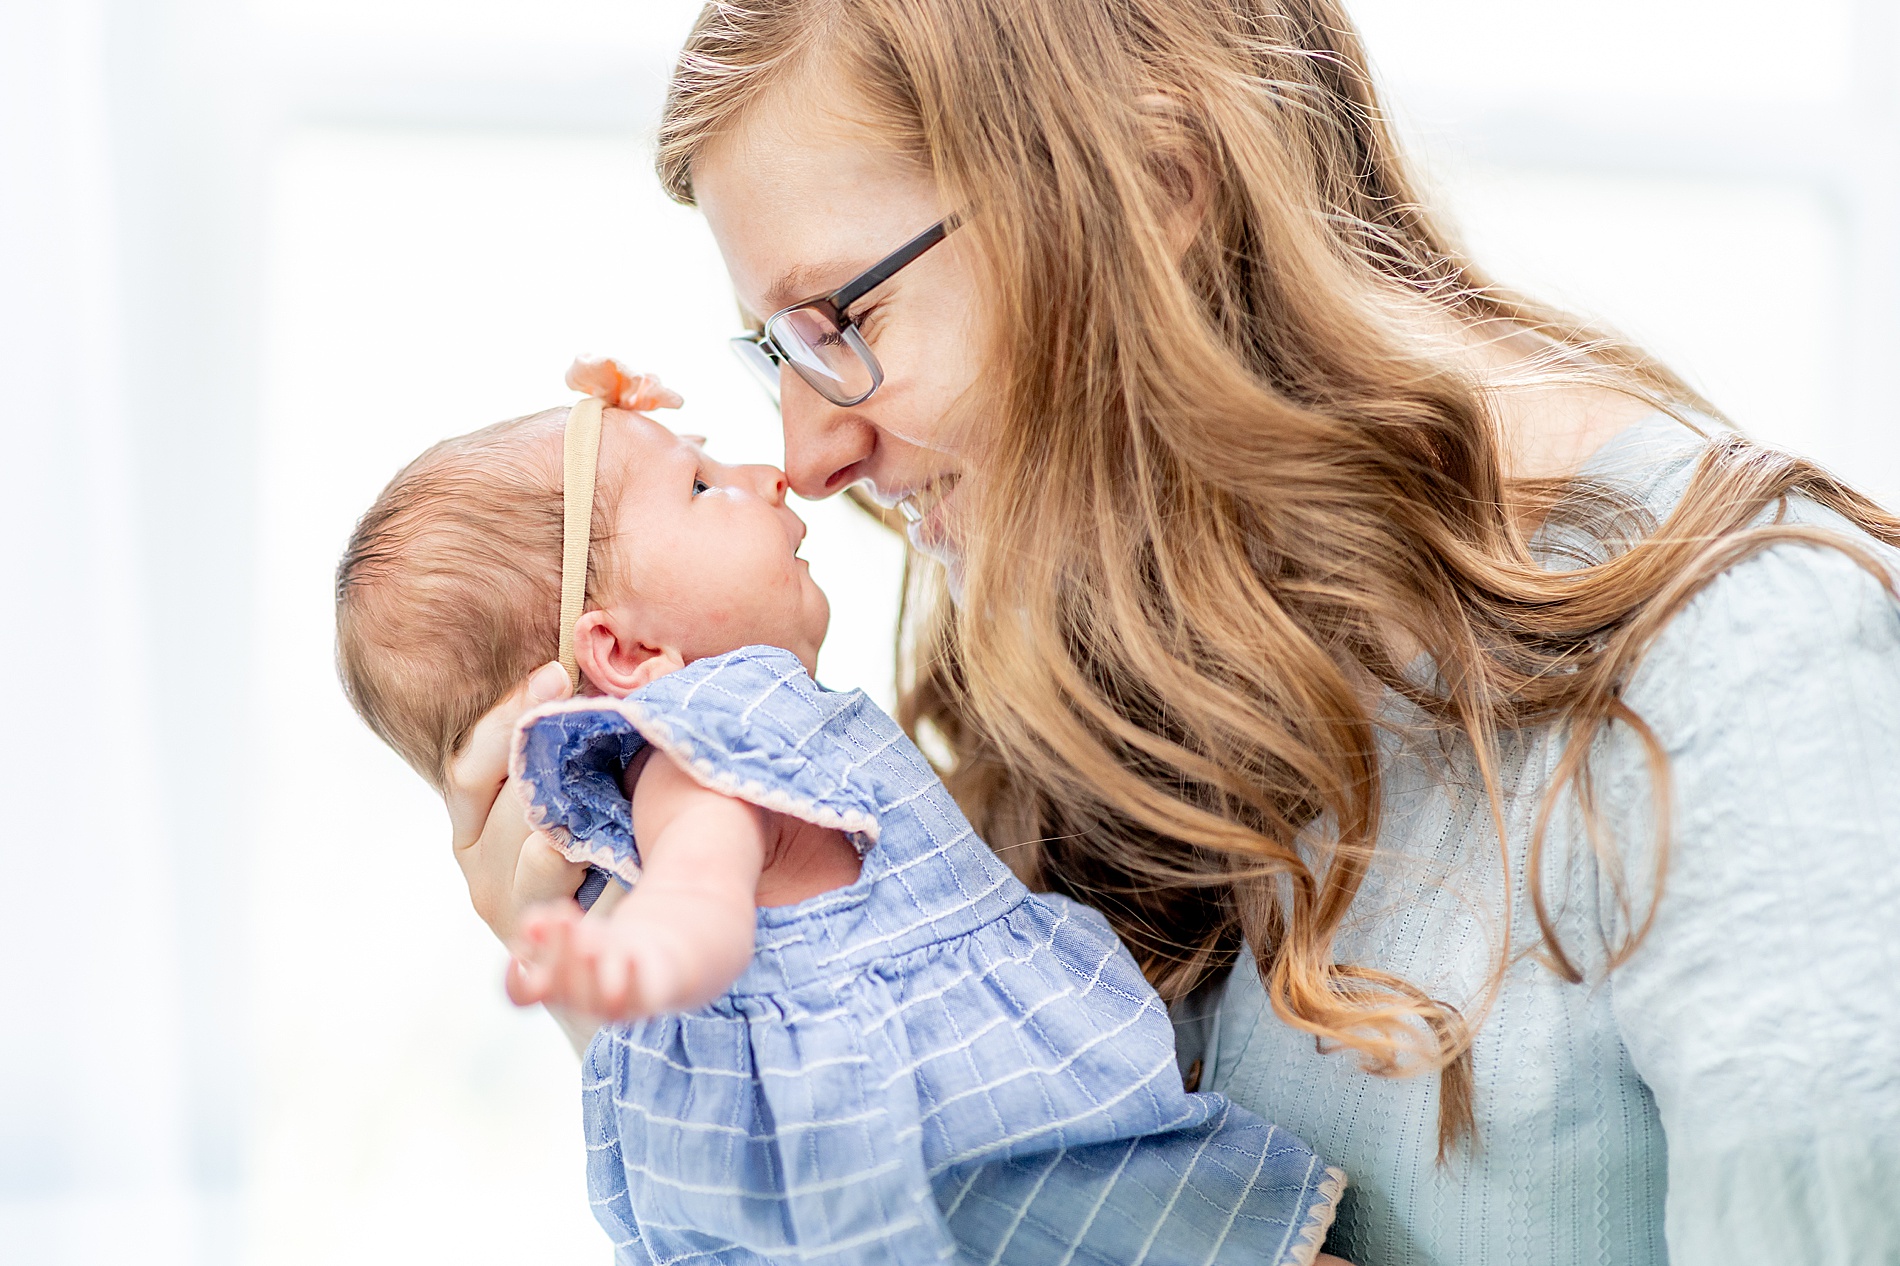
left=1588, top=428, right=1900, bottom=958
left=1652, top=521, right=1895, bottom=665
left=1623, top=499, right=1900, bottom=736
left=1579, top=418, right=1900, bottom=934
left=1583, top=416, right=1900, bottom=725
left=1603, top=513, right=1900, bottom=921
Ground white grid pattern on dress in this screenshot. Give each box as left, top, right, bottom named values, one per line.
left=531, top=646, right=1345, bottom=1264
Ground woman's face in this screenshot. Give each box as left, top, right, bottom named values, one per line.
left=693, top=92, right=988, bottom=569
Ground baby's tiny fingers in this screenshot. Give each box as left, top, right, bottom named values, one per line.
left=597, top=951, right=631, bottom=1014
left=519, top=897, right=583, bottom=945
left=504, top=956, right=544, bottom=1007
left=557, top=931, right=606, bottom=1016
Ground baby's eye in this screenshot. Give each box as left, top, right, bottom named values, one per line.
left=692, top=477, right=710, bottom=497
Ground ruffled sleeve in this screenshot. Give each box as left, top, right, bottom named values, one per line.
left=511, top=646, right=883, bottom=888
left=510, top=695, right=649, bottom=885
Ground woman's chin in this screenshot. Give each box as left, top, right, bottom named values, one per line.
left=943, top=557, right=966, bottom=608
left=907, top=530, right=965, bottom=606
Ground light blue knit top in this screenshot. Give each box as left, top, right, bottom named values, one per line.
left=1198, top=416, right=1900, bottom=1266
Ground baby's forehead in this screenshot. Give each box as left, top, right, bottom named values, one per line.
left=608, top=404, right=690, bottom=437
left=597, top=409, right=707, bottom=509
left=603, top=407, right=696, bottom=462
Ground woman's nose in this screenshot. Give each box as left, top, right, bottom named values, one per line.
left=778, top=369, right=873, bottom=500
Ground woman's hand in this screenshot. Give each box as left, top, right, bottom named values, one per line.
left=445, top=660, right=587, bottom=946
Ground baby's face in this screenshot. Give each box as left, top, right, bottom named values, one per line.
left=595, top=408, right=830, bottom=674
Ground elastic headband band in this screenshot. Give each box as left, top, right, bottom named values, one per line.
left=557, top=395, right=605, bottom=690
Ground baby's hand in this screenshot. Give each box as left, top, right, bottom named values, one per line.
left=566, top=356, right=685, bottom=412
left=507, top=899, right=697, bottom=1023
left=508, top=752, right=765, bottom=1022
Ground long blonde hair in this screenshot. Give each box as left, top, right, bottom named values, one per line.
left=659, top=0, right=1900, bottom=1153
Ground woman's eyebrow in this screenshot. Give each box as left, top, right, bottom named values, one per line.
left=764, top=259, right=859, bottom=310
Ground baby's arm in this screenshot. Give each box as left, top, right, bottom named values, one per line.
left=508, top=752, right=764, bottom=1022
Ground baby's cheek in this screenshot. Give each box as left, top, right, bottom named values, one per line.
left=705, top=587, right=773, bottom=640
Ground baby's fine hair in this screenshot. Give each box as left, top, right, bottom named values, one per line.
left=335, top=408, right=621, bottom=789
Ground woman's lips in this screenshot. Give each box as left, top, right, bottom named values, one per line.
left=897, top=474, right=956, bottom=520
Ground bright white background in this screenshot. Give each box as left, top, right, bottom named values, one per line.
left=2, top=1, right=1895, bottom=1263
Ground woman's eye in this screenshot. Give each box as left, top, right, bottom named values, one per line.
left=692, top=477, right=710, bottom=496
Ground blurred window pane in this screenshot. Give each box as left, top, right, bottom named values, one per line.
left=1354, top=0, right=1856, bottom=104
left=1442, top=166, right=1850, bottom=469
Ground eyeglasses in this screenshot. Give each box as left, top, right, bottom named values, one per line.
left=730, top=217, right=955, bottom=408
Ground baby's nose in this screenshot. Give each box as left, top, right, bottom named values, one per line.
left=743, top=465, right=789, bottom=506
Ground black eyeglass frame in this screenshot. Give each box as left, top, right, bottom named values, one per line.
left=731, top=216, right=956, bottom=408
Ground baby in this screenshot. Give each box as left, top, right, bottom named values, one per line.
left=336, top=360, right=1343, bottom=1266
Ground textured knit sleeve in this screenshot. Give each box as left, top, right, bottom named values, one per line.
left=1601, top=529, right=1900, bottom=1265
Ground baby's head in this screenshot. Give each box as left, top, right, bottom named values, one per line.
left=336, top=405, right=828, bottom=789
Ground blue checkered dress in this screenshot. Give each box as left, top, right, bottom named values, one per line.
left=512, top=646, right=1344, bottom=1265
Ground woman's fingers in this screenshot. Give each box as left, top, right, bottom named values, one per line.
left=446, top=661, right=576, bottom=945
left=458, top=787, right=580, bottom=944
left=445, top=660, right=570, bottom=846
left=517, top=830, right=587, bottom=907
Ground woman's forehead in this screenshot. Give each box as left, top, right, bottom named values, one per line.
left=693, top=106, right=941, bottom=313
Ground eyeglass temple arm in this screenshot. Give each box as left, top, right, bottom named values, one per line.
left=828, top=216, right=954, bottom=314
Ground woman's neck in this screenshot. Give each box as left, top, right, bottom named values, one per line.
left=1462, top=322, right=1663, bottom=483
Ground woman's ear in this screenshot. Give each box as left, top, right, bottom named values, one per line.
left=1137, top=94, right=1212, bottom=259
left=572, top=608, right=685, bottom=697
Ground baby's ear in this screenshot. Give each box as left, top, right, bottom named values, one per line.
left=622, top=648, right=686, bottom=692
left=573, top=608, right=685, bottom=697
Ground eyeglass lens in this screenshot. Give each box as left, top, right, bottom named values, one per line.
left=730, top=337, right=782, bottom=404
left=766, top=307, right=879, bottom=405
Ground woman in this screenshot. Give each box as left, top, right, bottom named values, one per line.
left=445, top=2, right=1900, bottom=1262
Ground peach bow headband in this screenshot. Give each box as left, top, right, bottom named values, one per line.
left=557, top=358, right=685, bottom=689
